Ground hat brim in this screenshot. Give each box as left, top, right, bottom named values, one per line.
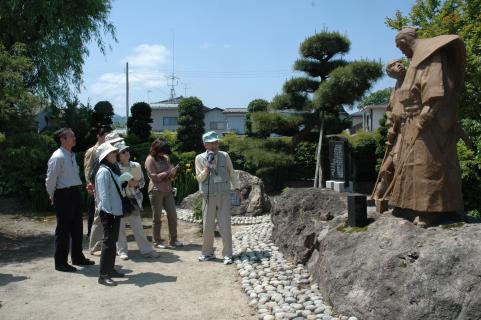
left=203, top=138, right=219, bottom=143
left=98, top=144, right=119, bottom=163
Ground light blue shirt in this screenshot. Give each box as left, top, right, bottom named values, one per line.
left=45, top=147, right=83, bottom=198
left=95, top=165, right=123, bottom=216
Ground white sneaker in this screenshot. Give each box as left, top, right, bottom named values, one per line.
left=154, top=243, right=166, bottom=249
left=119, top=253, right=129, bottom=260
left=223, top=256, right=233, bottom=265
left=198, top=254, right=215, bottom=262
left=143, top=251, right=160, bottom=258
left=173, top=240, right=184, bottom=247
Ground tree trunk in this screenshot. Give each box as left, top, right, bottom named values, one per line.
left=314, top=110, right=325, bottom=188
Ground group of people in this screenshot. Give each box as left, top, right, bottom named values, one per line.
left=46, top=127, right=240, bottom=286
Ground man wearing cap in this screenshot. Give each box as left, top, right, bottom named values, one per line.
left=46, top=128, right=95, bottom=272
left=195, top=131, right=240, bottom=265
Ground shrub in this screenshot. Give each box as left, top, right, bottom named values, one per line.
left=127, top=102, right=153, bottom=141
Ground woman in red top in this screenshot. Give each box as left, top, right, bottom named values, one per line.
left=145, top=139, right=183, bottom=248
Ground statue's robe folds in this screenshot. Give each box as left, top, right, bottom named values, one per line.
left=389, top=35, right=465, bottom=212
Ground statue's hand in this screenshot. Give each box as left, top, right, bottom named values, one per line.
left=417, top=107, right=434, bottom=131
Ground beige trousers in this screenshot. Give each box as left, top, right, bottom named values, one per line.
left=149, top=191, right=177, bottom=245
left=88, top=210, right=102, bottom=253
left=202, top=193, right=232, bottom=257
left=116, top=210, right=154, bottom=255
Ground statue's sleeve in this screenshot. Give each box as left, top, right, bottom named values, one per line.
left=420, top=52, right=445, bottom=105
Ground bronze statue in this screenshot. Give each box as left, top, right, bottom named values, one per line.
left=385, top=27, right=466, bottom=227
left=371, top=59, right=406, bottom=202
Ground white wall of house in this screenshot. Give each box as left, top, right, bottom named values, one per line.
left=204, top=109, right=227, bottom=134
left=226, top=114, right=246, bottom=134
left=362, top=105, right=387, bottom=132
left=151, top=108, right=179, bottom=132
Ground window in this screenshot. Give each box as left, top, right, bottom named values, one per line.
left=163, top=117, right=177, bottom=126
left=210, top=121, right=226, bottom=130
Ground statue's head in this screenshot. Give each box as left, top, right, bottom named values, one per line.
left=395, top=27, right=417, bottom=58
left=386, top=59, right=406, bottom=80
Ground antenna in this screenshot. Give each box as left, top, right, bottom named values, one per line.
left=182, top=82, right=192, bottom=97
left=168, top=31, right=179, bottom=101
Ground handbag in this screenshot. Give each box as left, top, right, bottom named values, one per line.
left=107, top=169, right=137, bottom=216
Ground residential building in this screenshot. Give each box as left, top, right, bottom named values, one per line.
left=150, top=97, right=247, bottom=134
left=362, top=104, right=388, bottom=132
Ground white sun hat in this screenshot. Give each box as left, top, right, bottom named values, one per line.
left=96, top=142, right=119, bottom=163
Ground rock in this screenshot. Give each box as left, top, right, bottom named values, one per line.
left=179, top=191, right=202, bottom=210
left=272, top=188, right=481, bottom=320
left=180, top=170, right=271, bottom=216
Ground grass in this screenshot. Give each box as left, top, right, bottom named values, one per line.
left=336, top=222, right=368, bottom=233
left=441, top=222, right=464, bottom=229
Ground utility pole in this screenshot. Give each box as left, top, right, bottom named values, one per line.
left=126, top=62, right=129, bottom=118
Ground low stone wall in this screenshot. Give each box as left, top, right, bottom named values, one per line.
left=272, top=187, right=481, bottom=320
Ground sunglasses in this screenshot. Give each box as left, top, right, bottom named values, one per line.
left=120, top=149, right=130, bottom=154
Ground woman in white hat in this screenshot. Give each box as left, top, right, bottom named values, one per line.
left=114, top=141, right=160, bottom=260
left=95, top=142, right=125, bottom=286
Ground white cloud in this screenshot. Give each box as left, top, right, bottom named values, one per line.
left=123, top=44, right=169, bottom=68
left=85, top=44, right=170, bottom=115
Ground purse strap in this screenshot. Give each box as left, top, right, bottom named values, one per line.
left=105, top=166, right=124, bottom=200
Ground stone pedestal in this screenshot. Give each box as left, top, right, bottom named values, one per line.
left=326, top=180, right=335, bottom=190
left=333, top=181, right=345, bottom=192
left=347, top=194, right=367, bottom=227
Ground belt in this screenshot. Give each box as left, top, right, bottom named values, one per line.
left=57, top=185, right=80, bottom=191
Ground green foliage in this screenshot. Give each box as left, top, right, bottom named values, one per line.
left=247, top=99, right=269, bottom=113
left=0, top=133, right=57, bottom=210
left=0, top=0, right=116, bottom=101
left=0, top=43, right=40, bottom=137
left=457, top=118, right=481, bottom=213
left=344, top=130, right=382, bottom=182
left=283, top=77, right=320, bottom=94
left=299, top=31, right=350, bottom=63
left=246, top=98, right=269, bottom=137
left=177, top=97, right=205, bottom=152
left=251, top=112, right=303, bottom=137
left=127, top=102, right=153, bottom=141
left=171, top=159, right=198, bottom=204
left=192, top=196, right=203, bottom=220
left=314, top=60, right=384, bottom=111
left=386, top=0, right=481, bottom=121
left=91, top=100, right=114, bottom=127
left=359, top=88, right=392, bottom=109
left=293, top=141, right=317, bottom=178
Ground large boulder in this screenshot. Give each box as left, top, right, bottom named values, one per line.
left=272, top=187, right=481, bottom=320
left=179, top=170, right=271, bottom=216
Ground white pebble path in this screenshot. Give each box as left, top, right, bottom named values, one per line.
left=232, top=222, right=358, bottom=320
left=175, top=208, right=358, bottom=320
left=176, top=208, right=271, bottom=225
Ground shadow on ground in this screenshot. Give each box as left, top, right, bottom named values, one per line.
left=0, top=232, right=53, bottom=264
left=0, top=273, right=29, bottom=286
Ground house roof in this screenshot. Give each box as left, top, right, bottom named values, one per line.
left=363, top=103, right=388, bottom=111
left=223, top=108, right=247, bottom=114
left=151, top=96, right=184, bottom=104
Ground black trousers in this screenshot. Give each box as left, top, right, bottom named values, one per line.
left=53, top=186, right=85, bottom=267
left=86, top=194, right=95, bottom=237
left=99, top=211, right=121, bottom=275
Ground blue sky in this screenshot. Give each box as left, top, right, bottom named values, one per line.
left=78, top=0, right=417, bottom=116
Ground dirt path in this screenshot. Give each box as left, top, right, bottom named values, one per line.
left=0, top=212, right=255, bottom=320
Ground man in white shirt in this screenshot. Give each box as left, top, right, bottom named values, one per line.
left=46, top=128, right=94, bottom=272
left=195, top=131, right=240, bottom=265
